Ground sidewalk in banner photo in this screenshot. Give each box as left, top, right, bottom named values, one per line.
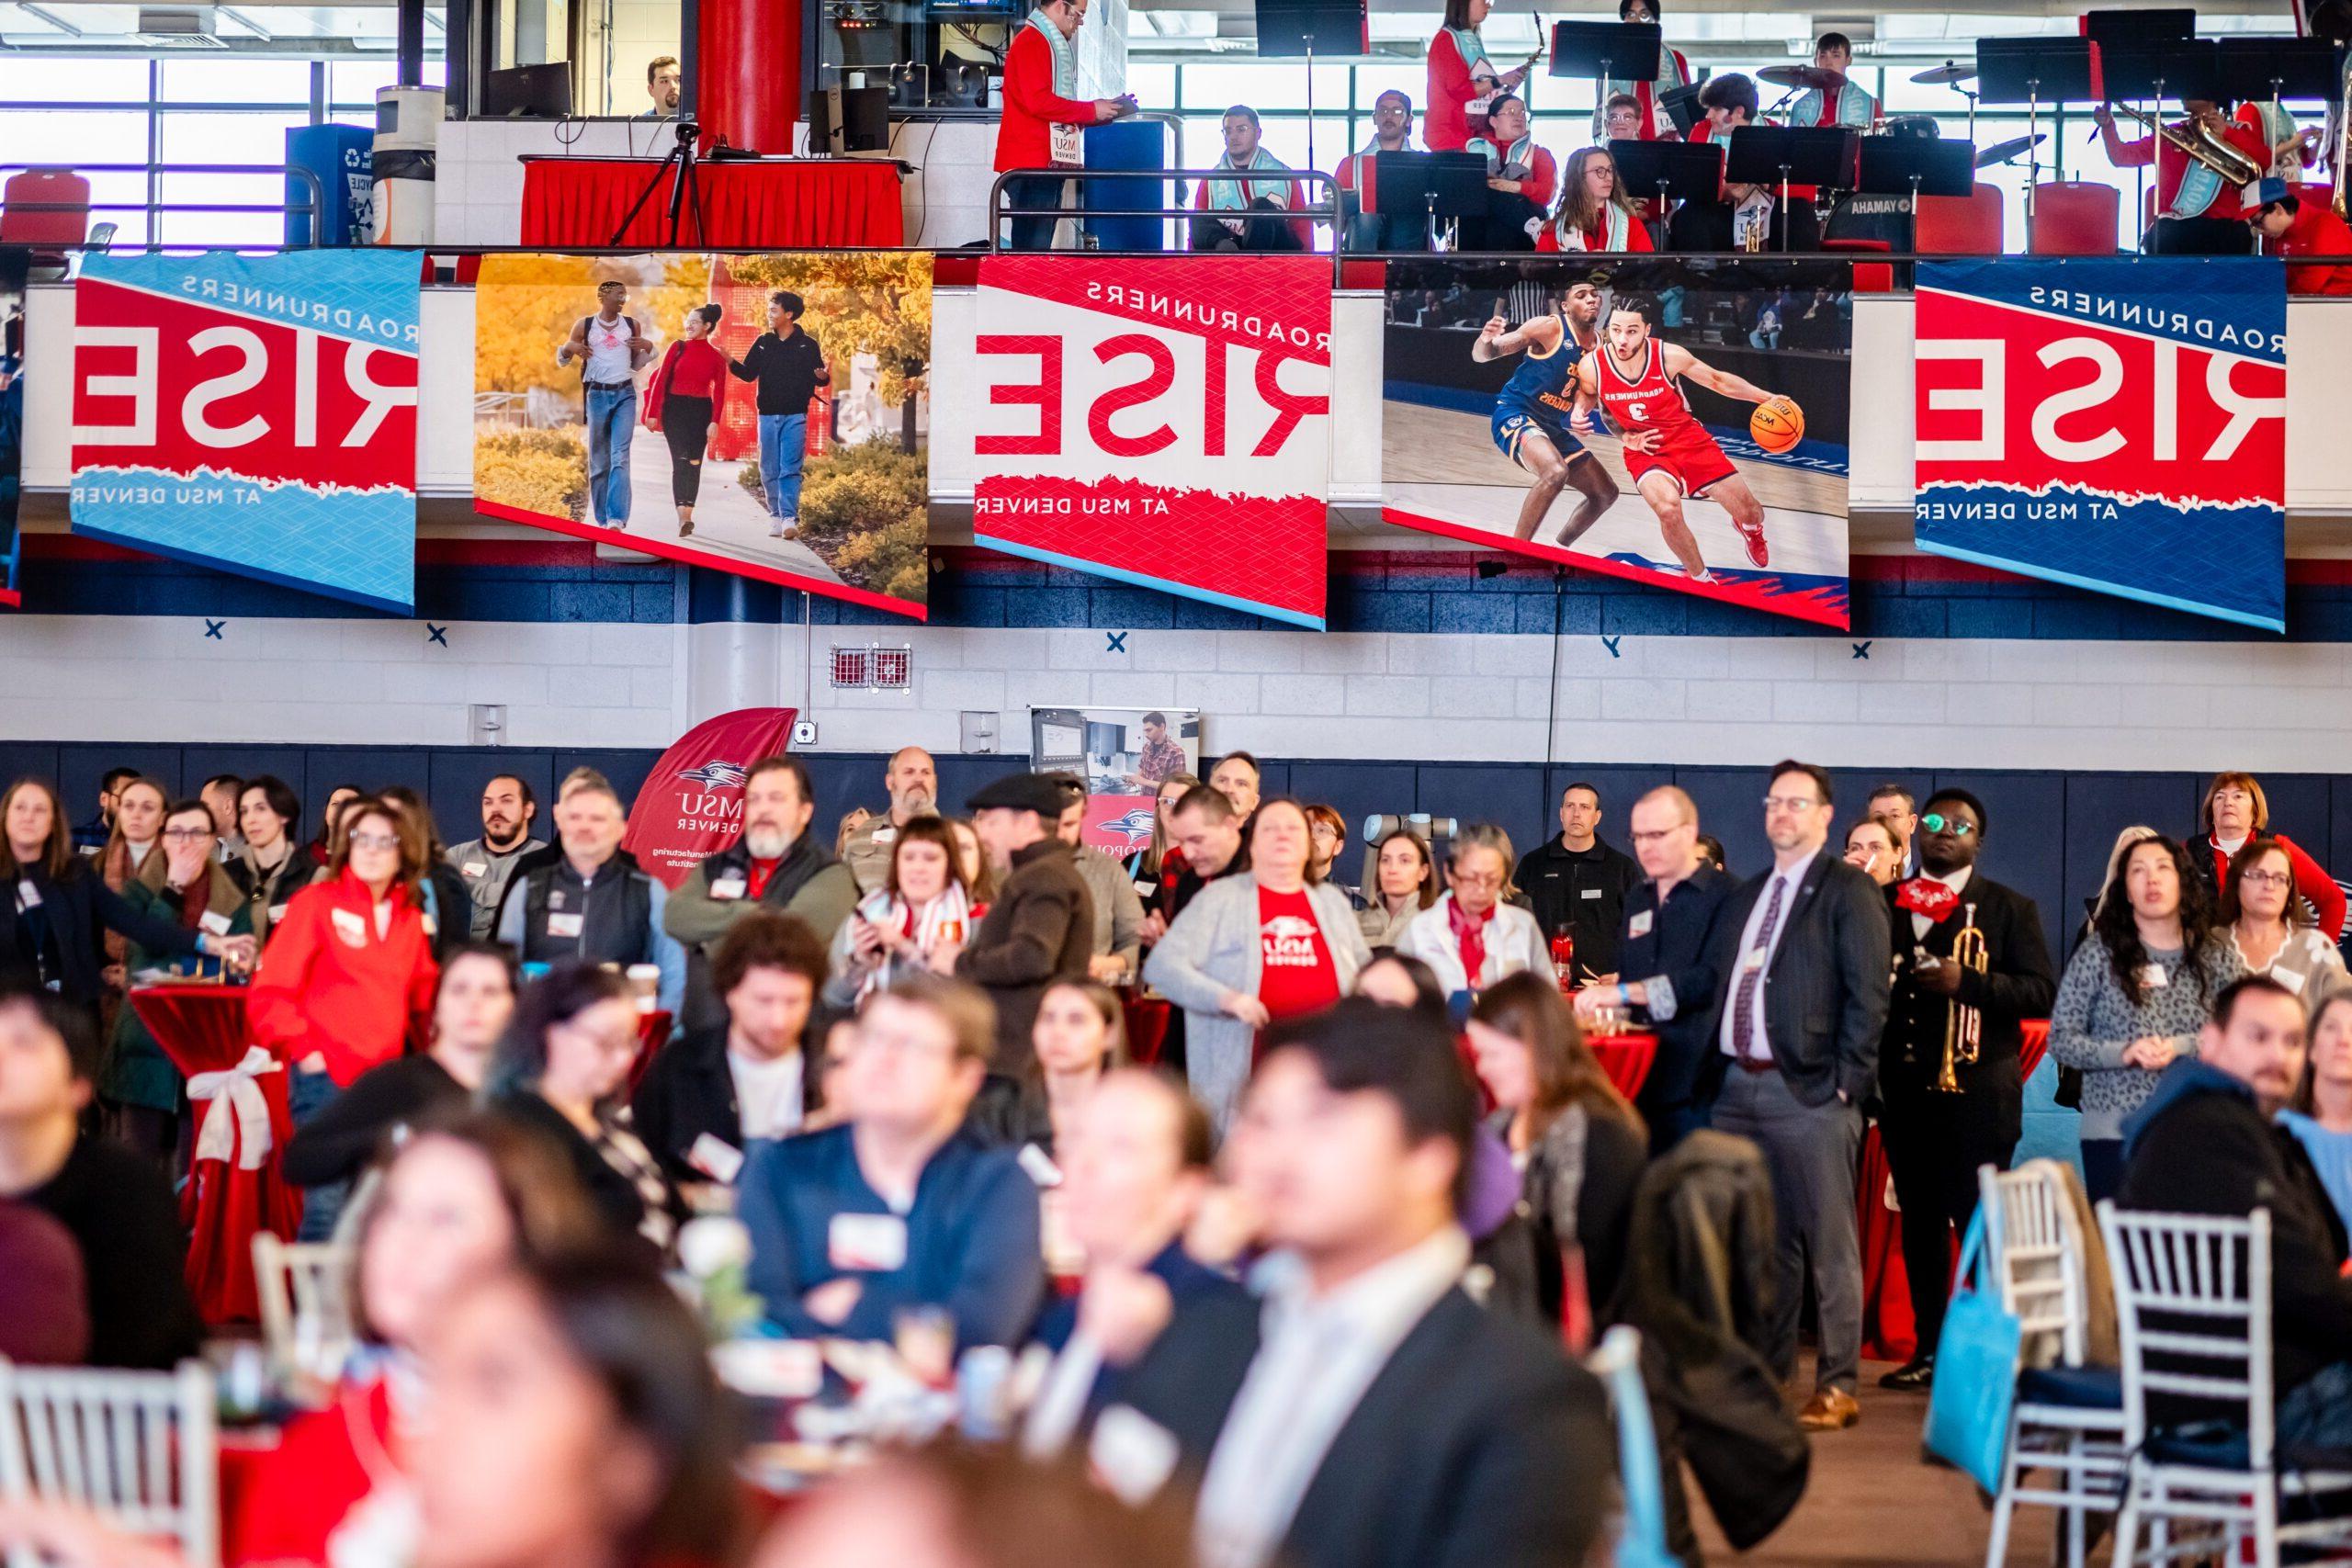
left=1694, top=1352, right=2061, bottom=1567
left=616, top=421, right=841, bottom=583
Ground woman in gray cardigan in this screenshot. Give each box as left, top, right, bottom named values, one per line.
left=2051, top=834, right=2240, bottom=1201
left=1145, top=798, right=1372, bottom=1136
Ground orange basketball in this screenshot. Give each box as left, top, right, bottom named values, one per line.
left=1750, top=396, right=1804, bottom=455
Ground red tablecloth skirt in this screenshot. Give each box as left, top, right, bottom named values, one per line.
left=1124, top=996, right=1172, bottom=1068
left=518, top=157, right=905, bottom=249
left=626, top=1010, right=676, bottom=1096
left=1584, top=1032, right=1658, bottom=1102
left=128, top=985, right=301, bottom=1325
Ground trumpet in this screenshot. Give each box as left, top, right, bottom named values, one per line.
left=1935, top=903, right=1989, bottom=1094
left=2105, top=101, right=2263, bottom=188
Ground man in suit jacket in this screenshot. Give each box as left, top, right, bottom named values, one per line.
left=1875, top=788, right=2054, bottom=1391
left=631, top=908, right=830, bottom=1185
left=1699, top=759, right=1891, bottom=1431
left=1101, top=999, right=1611, bottom=1568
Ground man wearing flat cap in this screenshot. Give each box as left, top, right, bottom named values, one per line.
left=956, top=773, right=1096, bottom=1076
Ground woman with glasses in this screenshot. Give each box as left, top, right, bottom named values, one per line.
left=250, top=794, right=442, bottom=1239
left=1302, top=805, right=1357, bottom=904
left=2190, top=771, right=2345, bottom=942
left=2218, top=840, right=2346, bottom=1000
left=103, top=797, right=257, bottom=1164
left=1395, top=822, right=1550, bottom=1006
left=489, top=964, right=679, bottom=1257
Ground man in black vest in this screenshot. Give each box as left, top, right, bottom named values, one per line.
left=1874, top=787, right=2053, bottom=1391
left=497, top=780, right=684, bottom=1017
left=1517, top=780, right=1639, bottom=984
left=664, top=756, right=859, bottom=1036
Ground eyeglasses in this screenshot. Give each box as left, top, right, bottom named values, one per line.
left=1920, top=813, right=1976, bottom=837
left=161, top=827, right=212, bottom=842
left=2243, top=869, right=2293, bottom=891
left=1452, top=870, right=1505, bottom=889
left=346, top=831, right=401, bottom=852
left=1761, top=795, right=1821, bottom=813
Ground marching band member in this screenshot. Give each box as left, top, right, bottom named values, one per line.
left=1873, top=791, right=2053, bottom=1393
left=1466, top=94, right=1556, bottom=250
left=1191, top=105, right=1314, bottom=253
left=993, top=0, right=1137, bottom=250
left=2095, top=96, right=2267, bottom=254
left=2248, top=176, right=2352, bottom=294
left=1337, top=88, right=1417, bottom=251
left=1788, top=32, right=1877, bottom=130
left=1592, top=0, right=1690, bottom=141
left=1536, top=145, right=1655, bottom=253
left=1426, top=0, right=1529, bottom=152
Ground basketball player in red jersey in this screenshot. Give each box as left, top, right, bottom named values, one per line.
left=1573, top=292, right=1780, bottom=576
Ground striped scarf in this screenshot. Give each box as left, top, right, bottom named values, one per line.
left=1206, top=147, right=1295, bottom=211
left=1553, top=202, right=1633, bottom=251
left=1467, top=133, right=1536, bottom=181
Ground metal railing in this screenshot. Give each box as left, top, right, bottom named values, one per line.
left=0, top=163, right=328, bottom=254
left=988, top=165, right=1349, bottom=286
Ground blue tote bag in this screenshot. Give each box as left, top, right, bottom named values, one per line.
left=1922, top=1209, right=2023, bottom=1495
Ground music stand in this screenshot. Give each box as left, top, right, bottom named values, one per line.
left=2083, top=8, right=2195, bottom=47
left=1611, top=137, right=1724, bottom=243
left=1657, top=82, right=1704, bottom=138
left=2220, top=37, right=2344, bottom=122
left=2096, top=40, right=2221, bottom=104
left=1254, top=0, right=1368, bottom=171
left=1976, top=38, right=2097, bottom=243
left=1550, top=18, right=1662, bottom=130
left=1726, top=126, right=1854, bottom=251
left=1373, top=151, right=1490, bottom=250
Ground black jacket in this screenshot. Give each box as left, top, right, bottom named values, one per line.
left=1114, top=1281, right=1612, bottom=1568
left=2118, top=1061, right=2352, bottom=1407
left=280, top=1055, right=469, bottom=1190
left=2, top=861, right=201, bottom=1005
left=1617, top=864, right=1731, bottom=1114
left=1879, top=872, right=2055, bottom=1138
left=24, top=1135, right=204, bottom=1370
left=1515, top=837, right=1640, bottom=981
left=1697, top=852, right=1891, bottom=1108
left=955, top=840, right=1094, bottom=1077
left=629, top=1024, right=817, bottom=1184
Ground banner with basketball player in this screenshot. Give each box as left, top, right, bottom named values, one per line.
left=1028, top=705, right=1203, bottom=857
left=941, top=254, right=1331, bottom=630
left=1913, top=258, right=2287, bottom=633
left=1380, top=257, right=1851, bottom=629
left=472, top=253, right=930, bottom=620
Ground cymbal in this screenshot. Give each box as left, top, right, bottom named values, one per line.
left=1910, top=62, right=1977, bottom=86
left=1758, top=63, right=1844, bottom=91
left=1974, top=132, right=2046, bottom=168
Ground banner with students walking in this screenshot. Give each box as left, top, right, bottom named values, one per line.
left=934, top=254, right=1332, bottom=630
left=67, top=249, right=420, bottom=613
left=0, top=247, right=23, bottom=609
left=1913, top=257, right=2287, bottom=632
left=471, top=253, right=931, bottom=620
left=1380, top=256, right=1853, bottom=630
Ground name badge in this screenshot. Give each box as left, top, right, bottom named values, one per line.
left=689, top=1132, right=745, bottom=1183
left=2139, top=964, right=2169, bottom=989
left=1133, top=879, right=1158, bottom=899
left=710, top=876, right=747, bottom=902
left=268, top=904, right=289, bottom=927
left=199, top=908, right=234, bottom=936
left=462, top=861, right=489, bottom=879
left=1017, top=1143, right=1063, bottom=1188
left=1627, top=910, right=1654, bottom=939
left=1580, top=887, right=1603, bottom=900
left=828, top=1213, right=909, bottom=1272
left=1050, top=120, right=1084, bottom=167
left=546, top=910, right=585, bottom=939
left=330, top=907, right=368, bottom=948
left=870, top=827, right=897, bottom=846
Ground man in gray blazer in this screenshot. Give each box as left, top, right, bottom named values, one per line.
left=1698, top=759, right=1891, bottom=1433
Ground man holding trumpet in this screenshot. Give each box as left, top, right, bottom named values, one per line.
left=1873, top=788, right=2054, bottom=1393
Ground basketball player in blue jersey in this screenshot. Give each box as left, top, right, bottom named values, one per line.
left=1473, top=277, right=1617, bottom=546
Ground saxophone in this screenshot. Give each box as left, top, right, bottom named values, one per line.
left=2109, top=102, right=2264, bottom=188
left=1935, top=902, right=1989, bottom=1094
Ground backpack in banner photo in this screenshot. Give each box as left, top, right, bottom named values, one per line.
left=621, top=707, right=798, bottom=888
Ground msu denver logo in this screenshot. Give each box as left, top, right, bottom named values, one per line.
left=1100, top=807, right=1159, bottom=849
left=676, top=761, right=749, bottom=789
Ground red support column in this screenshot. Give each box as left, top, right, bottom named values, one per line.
left=700, top=0, right=798, bottom=155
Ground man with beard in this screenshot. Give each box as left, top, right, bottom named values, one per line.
left=1873, top=788, right=2052, bottom=1392
left=447, top=773, right=547, bottom=939
left=841, top=747, right=940, bottom=895
left=665, top=756, right=860, bottom=1034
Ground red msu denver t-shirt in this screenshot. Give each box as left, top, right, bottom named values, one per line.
left=1256, top=886, right=1340, bottom=1033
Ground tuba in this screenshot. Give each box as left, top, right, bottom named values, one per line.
left=1935, top=903, right=1990, bottom=1094
left=2108, top=102, right=2264, bottom=188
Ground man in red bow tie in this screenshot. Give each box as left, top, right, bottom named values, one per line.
left=1875, top=788, right=2056, bottom=1393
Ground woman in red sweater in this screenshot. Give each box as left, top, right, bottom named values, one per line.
left=992, top=0, right=1136, bottom=250
left=642, top=302, right=730, bottom=540
left=232, top=1114, right=604, bottom=1568
left=249, top=795, right=439, bottom=1239
left=1426, top=0, right=1529, bottom=152
left=2191, top=771, right=2347, bottom=942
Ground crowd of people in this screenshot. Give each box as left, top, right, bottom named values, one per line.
left=4, top=749, right=2352, bottom=1566
left=987, top=0, right=2352, bottom=283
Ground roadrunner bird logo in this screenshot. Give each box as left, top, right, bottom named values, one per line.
left=675, top=761, right=750, bottom=789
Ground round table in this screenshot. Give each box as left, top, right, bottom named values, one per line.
left=1122, top=995, right=1173, bottom=1068
left=127, top=984, right=301, bottom=1325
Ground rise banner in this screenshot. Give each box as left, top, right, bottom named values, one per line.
left=962, top=254, right=1332, bottom=630
left=620, top=706, right=799, bottom=889
left=473, top=253, right=930, bottom=620
left=1382, top=257, right=1852, bottom=629
left=67, top=250, right=420, bottom=614
left=1914, top=258, right=2288, bottom=632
